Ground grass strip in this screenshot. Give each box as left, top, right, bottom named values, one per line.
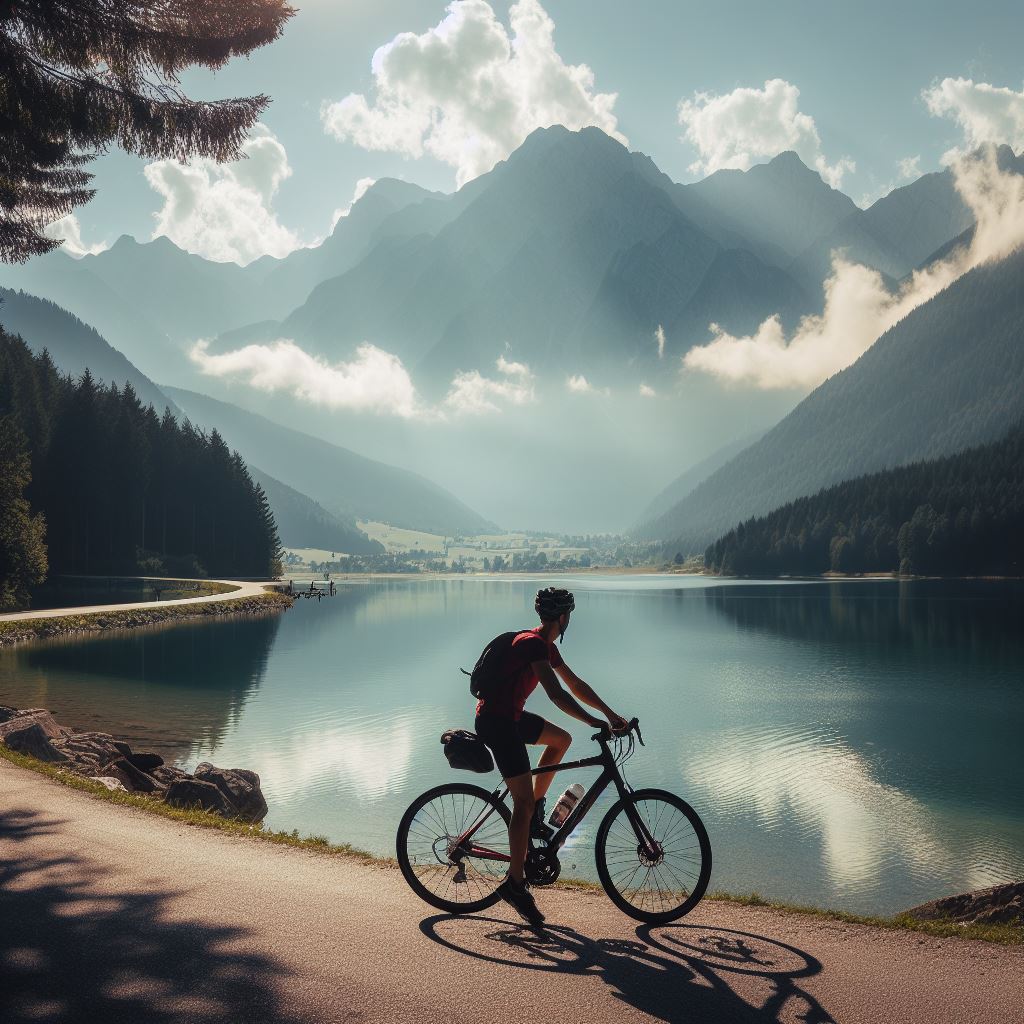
left=2, top=744, right=1019, bottom=944
left=705, top=889, right=1023, bottom=946
left=0, top=742, right=385, bottom=865
left=0, top=590, right=293, bottom=647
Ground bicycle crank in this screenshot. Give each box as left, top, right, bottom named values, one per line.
left=525, top=846, right=561, bottom=886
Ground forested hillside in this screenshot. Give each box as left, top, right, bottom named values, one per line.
left=705, top=420, right=1024, bottom=577
left=0, top=287, right=175, bottom=413
left=639, top=246, right=1024, bottom=554
left=164, top=386, right=495, bottom=535
left=0, top=330, right=282, bottom=606
left=247, top=467, right=383, bottom=555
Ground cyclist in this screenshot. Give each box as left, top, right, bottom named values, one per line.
left=475, top=586, right=628, bottom=926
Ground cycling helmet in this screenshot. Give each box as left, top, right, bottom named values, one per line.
left=535, top=587, right=575, bottom=621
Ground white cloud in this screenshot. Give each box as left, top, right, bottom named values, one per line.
left=331, top=177, right=377, bottom=229
left=190, top=339, right=423, bottom=418
left=683, top=144, right=1024, bottom=390
left=677, top=78, right=854, bottom=188
left=43, top=214, right=107, bottom=258
left=321, top=0, right=625, bottom=187
left=191, top=339, right=536, bottom=420
left=639, top=383, right=657, bottom=398
left=144, top=125, right=303, bottom=264
left=444, top=355, right=536, bottom=414
left=923, top=77, right=1024, bottom=158
left=654, top=324, right=666, bottom=359
left=564, top=373, right=605, bottom=395
left=496, top=354, right=531, bottom=379
left=898, top=155, right=922, bottom=180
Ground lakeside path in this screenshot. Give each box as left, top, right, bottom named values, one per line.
left=2, top=760, right=1022, bottom=1024
left=0, top=578, right=273, bottom=623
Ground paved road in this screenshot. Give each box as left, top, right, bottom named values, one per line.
left=0, top=579, right=272, bottom=622
left=1, top=759, right=1021, bottom=1024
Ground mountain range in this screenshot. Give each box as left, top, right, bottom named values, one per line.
left=2, top=126, right=1019, bottom=537
left=0, top=287, right=490, bottom=546
left=637, top=245, right=1024, bottom=554
left=2, top=127, right=992, bottom=392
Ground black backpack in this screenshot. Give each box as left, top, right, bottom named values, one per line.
left=462, top=630, right=523, bottom=700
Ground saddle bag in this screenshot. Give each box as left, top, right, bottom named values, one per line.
left=440, top=728, right=494, bottom=773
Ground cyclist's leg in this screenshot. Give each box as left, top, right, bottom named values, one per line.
left=505, top=772, right=535, bottom=883
left=476, top=714, right=534, bottom=882
left=519, top=712, right=571, bottom=801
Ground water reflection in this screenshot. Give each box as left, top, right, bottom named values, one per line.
left=1, top=576, right=1021, bottom=915
left=0, top=612, right=282, bottom=761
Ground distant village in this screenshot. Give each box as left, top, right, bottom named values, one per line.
left=282, top=523, right=691, bottom=576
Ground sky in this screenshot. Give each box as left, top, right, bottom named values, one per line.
left=63, top=0, right=1024, bottom=259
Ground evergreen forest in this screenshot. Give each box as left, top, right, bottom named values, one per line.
left=704, top=420, right=1024, bottom=577
left=0, top=329, right=282, bottom=609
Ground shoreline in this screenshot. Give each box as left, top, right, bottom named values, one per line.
left=290, top=569, right=1023, bottom=583
left=0, top=589, right=293, bottom=648
left=0, top=737, right=1019, bottom=947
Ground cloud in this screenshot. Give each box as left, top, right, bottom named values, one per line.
left=331, top=177, right=377, bottom=229
left=566, top=373, right=609, bottom=396
left=444, top=356, right=536, bottom=414
left=922, top=77, right=1024, bottom=158
left=190, top=339, right=422, bottom=418
left=898, top=155, right=922, bottom=180
left=677, top=78, right=854, bottom=188
left=191, top=339, right=536, bottom=419
left=321, top=0, right=625, bottom=187
left=683, top=145, right=1024, bottom=389
left=655, top=324, right=666, bottom=359
left=639, top=383, right=657, bottom=398
left=144, top=125, right=303, bottom=264
left=43, top=214, right=107, bottom=258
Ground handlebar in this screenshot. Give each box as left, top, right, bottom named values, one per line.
left=591, top=717, right=644, bottom=746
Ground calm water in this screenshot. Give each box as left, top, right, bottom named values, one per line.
left=1, top=575, right=1022, bottom=916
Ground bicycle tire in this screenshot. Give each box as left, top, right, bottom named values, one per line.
left=595, top=788, right=712, bottom=923
left=396, top=782, right=511, bottom=914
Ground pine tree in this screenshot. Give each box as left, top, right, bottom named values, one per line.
left=0, top=415, right=47, bottom=610
left=0, top=0, right=294, bottom=262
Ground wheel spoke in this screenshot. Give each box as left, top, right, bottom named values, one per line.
left=597, top=792, right=709, bottom=922
left=398, top=786, right=511, bottom=910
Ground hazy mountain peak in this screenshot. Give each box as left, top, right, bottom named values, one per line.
left=686, top=150, right=857, bottom=259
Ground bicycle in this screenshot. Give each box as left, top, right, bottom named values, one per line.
left=396, top=719, right=712, bottom=923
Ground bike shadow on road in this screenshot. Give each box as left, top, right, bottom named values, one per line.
left=420, top=911, right=836, bottom=1023
left=0, top=806, right=303, bottom=1024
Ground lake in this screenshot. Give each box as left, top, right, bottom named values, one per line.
left=1, top=575, right=1021, bottom=916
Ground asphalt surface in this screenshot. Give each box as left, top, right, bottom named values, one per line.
left=2, top=757, right=1022, bottom=1024
left=0, top=579, right=271, bottom=622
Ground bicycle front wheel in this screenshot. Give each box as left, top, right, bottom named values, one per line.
left=595, top=788, right=711, bottom=923
left=396, top=782, right=511, bottom=914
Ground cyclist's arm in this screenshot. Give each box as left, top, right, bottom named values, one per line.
left=556, top=664, right=627, bottom=730
left=533, top=661, right=604, bottom=729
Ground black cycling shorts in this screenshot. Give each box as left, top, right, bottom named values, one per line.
left=475, top=710, right=546, bottom=780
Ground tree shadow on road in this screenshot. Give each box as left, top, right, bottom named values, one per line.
left=420, top=911, right=835, bottom=1023
left=0, top=807, right=302, bottom=1024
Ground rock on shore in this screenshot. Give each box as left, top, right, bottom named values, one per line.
left=903, top=882, right=1024, bottom=926
left=0, top=705, right=268, bottom=823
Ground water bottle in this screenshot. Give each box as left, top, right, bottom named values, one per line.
left=548, top=783, right=585, bottom=827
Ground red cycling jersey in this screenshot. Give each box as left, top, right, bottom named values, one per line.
left=475, top=627, right=564, bottom=721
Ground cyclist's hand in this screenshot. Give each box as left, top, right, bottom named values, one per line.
left=608, top=712, right=630, bottom=735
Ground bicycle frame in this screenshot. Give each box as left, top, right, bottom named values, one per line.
left=455, top=732, right=658, bottom=863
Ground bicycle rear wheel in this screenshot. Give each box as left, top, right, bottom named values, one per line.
left=396, top=782, right=511, bottom=914
left=595, top=788, right=711, bottom=923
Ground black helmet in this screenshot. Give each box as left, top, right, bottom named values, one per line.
left=535, top=587, right=575, bottom=621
